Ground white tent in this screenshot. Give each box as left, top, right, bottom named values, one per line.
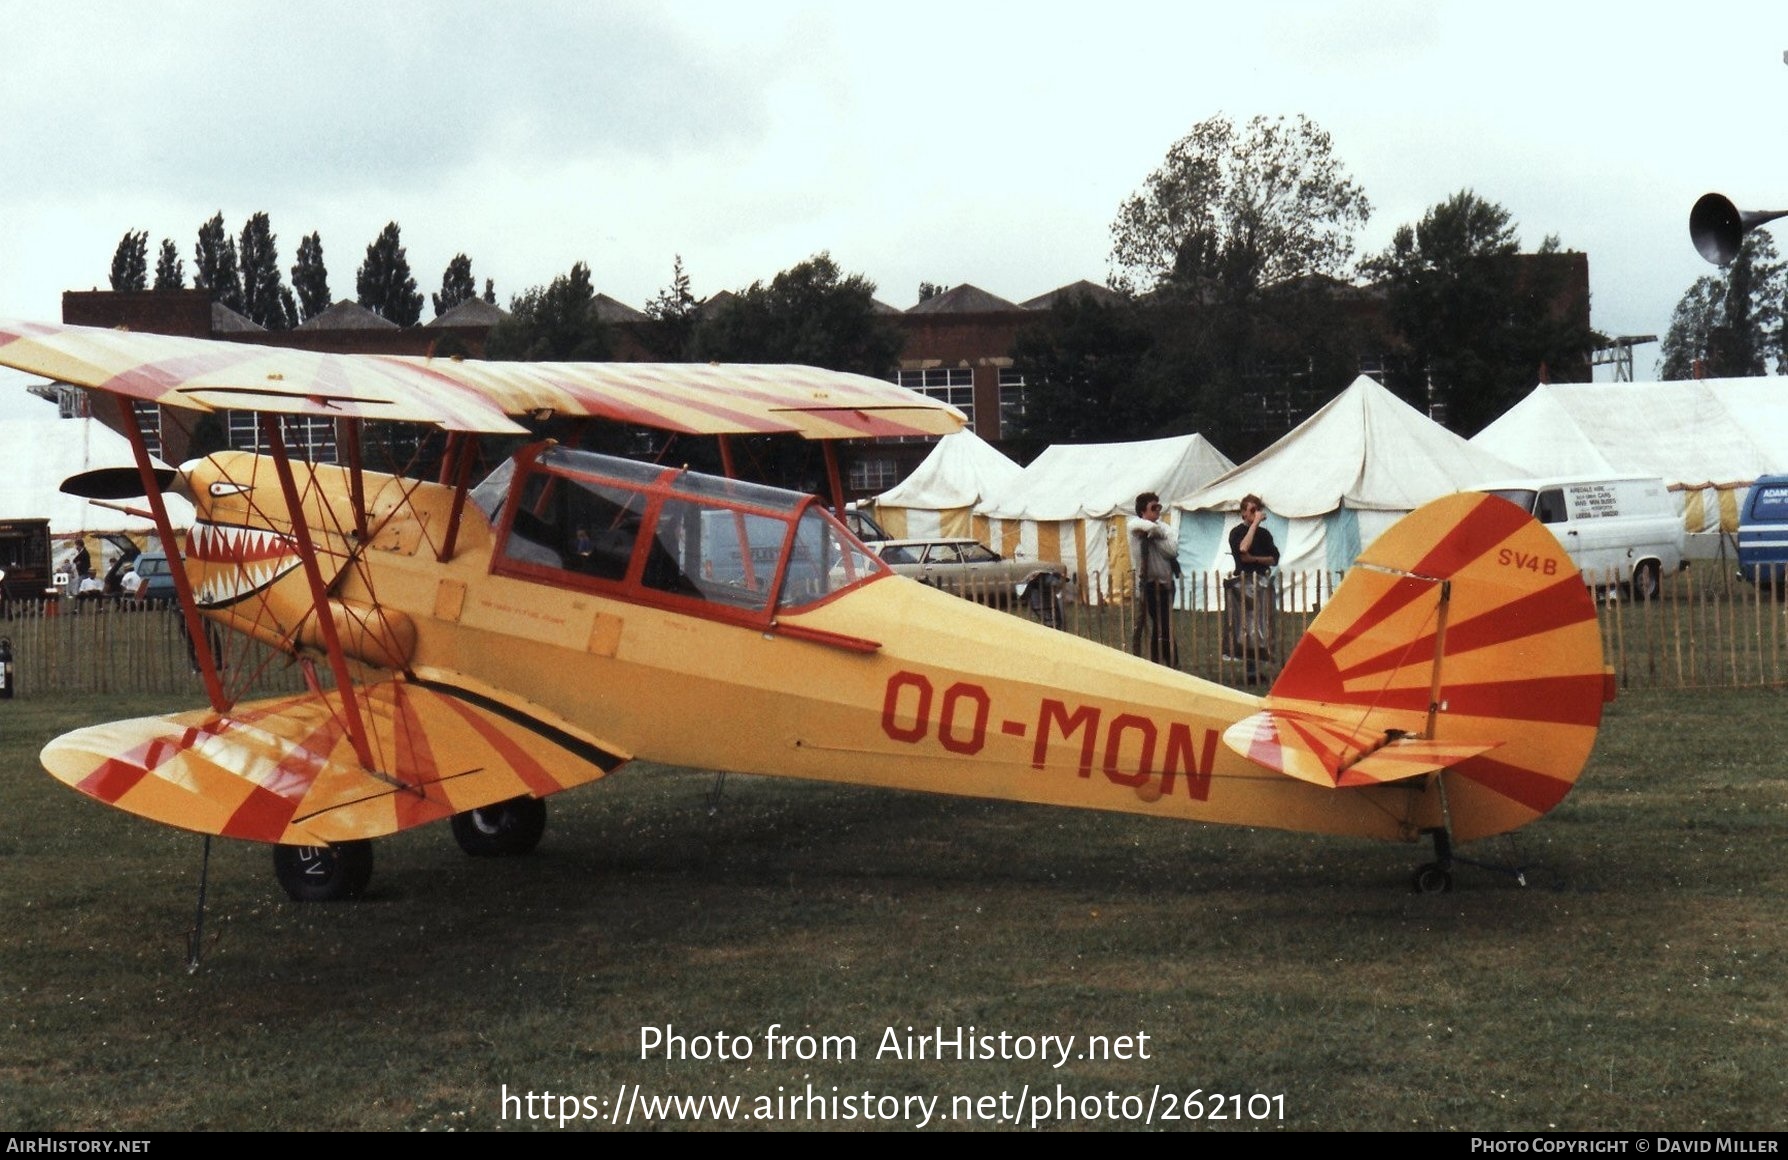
left=0, top=417, right=193, bottom=561
left=976, top=433, right=1233, bottom=597
left=1470, top=379, right=1788, bottom=536
left=1174, top=376, right=1524, bottom=585
left=866, top=429, right=1021, bottom=541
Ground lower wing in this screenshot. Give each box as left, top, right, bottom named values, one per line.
left=41, top=679, right=629, bottom=844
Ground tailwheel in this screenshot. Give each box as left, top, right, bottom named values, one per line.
left=1412, top=825, right=1454, bottom=894
left=451, top=795, right=547, bottom=856
left=1412, top=862, right=1454, bottom=894
left=273, top=840, right=374, bottom=902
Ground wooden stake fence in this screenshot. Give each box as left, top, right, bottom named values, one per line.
left=0, top=565, right=1779, bottom=703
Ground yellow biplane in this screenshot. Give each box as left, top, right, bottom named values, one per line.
left=0, top=319, right=1611, bottom=903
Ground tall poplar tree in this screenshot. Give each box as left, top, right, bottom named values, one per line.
left=193, top=212, right=243, bottom=311
left=291, top=232, right=330, bottom=323
left=109, top=230, right=148, bottom=291
left=356, top=222, right=423, bottom=326
left=238, top=212, right=293, bottom=330
left=432, top=253, right=477, bottom=318
left=153, top=238, right=185, bottom=291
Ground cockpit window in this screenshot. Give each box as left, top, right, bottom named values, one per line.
left=778, top=508, right=882, bottom=612
left=489, top=444, right=889, bottom=620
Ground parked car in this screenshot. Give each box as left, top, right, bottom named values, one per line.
left=842, top=505, right=892, bottom=545
left=1473, top=476, right=1685, bottom=600
left=132, top=551, right=178, bottom=604
left=1737, top=474, right=1788, bottom=594
left=869, top=537, right=1068, bottom=624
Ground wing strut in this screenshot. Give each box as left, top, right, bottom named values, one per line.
left=822, top=442, right=846, bottom=516
left=116, top=397, right=228, bottom=713
left=437, top=432, right=477, bottom=563
left=262, top=414, right=380, bottom=774
left=340, top=420, right=369, bottom=542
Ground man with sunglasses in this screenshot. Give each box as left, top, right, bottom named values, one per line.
left=1127, top=492, right=1180, bottom=667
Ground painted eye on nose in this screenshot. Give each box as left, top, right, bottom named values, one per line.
left=208, top=481, right=251, bottom=497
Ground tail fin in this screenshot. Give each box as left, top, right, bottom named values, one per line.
left=1251, top=492, right=1610, bottom=841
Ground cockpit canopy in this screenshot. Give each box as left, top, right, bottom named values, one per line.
left=474, top=444, right=887, bottom=619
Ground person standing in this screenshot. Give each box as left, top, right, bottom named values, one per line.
left=1128, top=492, right=1180, bottom=667
left=1226, top=494, right=1279, bottom=682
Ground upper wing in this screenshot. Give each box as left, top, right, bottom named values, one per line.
left=40, top=678, right=629, bottom=844
left=0, top=319, right=966, bottom=439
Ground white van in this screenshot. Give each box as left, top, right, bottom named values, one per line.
left=1473, top=476, right=1685, bottom=599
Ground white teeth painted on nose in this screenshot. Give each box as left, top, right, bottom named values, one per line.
left=187, top=520, right=303, bottom=608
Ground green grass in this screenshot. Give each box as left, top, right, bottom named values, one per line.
left=1, top=688, right=1784, bottom=1131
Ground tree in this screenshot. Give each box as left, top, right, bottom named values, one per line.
left=153, top=238, right=184, bottom=291
left=355, top=222, right=423, bottom=326
left=109, top=231, right=148, bottom=291
left=643, top=255, right=700, bottom=359
left=1009, top=290, right=1155, bottom=456
left=483, top=278, right=496, bottom=304
left=692, top=253, right=903, bottom=376
left=193, top=212, right=243, bottom=311
left=1096, top=115, right=1377, bottom=457
left=1109, top=113, right=1371, bottom=300
left=1363, top=190, right=1598, bottom=434
left=485, top=261, right=610, bottom=361
left=432, top=253, right=478, bottom=318
left=291, top=232, right=330, bottom=323
left=1659, top=232, right=1786, bottom=378
left=237, top=212, right=292, bottom=330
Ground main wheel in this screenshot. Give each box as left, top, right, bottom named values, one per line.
left=451, top=796, right=547, bottom=856
left=1631, top=560, right=1662, bottom=602
left=1411, top=862, right=1454, bottom=894
left=273, top=840, right=373, bottom=901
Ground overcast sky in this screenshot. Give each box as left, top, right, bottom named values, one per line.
left=1, top=0, right=1784, bottom=416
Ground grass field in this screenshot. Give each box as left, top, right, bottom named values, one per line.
left=1, top=687, right=1784, bottom=1132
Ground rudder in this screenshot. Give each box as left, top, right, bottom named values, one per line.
left=1264, top=492, right=1610, bottom=841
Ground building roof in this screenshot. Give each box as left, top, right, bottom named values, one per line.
left=1020, top=280, right=1122, bottom=310
left=297, top=300, right=399, bottom=331
left=428, top=297, right=508, bottom=328
left=592, top=293, right=648, bottom=323
left=210, top=302, right=265, bottom=333
left=906, top=283, right=1024, bottom=314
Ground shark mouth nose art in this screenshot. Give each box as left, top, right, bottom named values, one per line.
left=187, top=521, right=302, bottom=607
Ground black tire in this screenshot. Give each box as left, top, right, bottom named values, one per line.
left=1632, top=560, right=1662, bottom=602
left=273, top=840, right=373, bottom=902
left=451, top=796, right=547, bottom=856
left=1411, top=862, right=1453, bottom=894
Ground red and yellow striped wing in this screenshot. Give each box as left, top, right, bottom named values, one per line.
left=0, top=319, right=965, bottom=439
left=40, top=680, right=629, bottom=845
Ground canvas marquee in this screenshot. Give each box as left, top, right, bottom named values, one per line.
left=865, top=429, right=1020, bottom=542
left=976, top=433, right=1233, bottom=599
left=1173, top=376, right=1524, bottom=594
left=1470, top=378, right=1788, bottom=536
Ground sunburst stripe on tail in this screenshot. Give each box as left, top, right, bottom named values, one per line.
left=1452, top=754, right=1576, bottom=815
left=1315, top=499, right=1535, bottom=659
left=1336, top=574, right=1594, bottom=683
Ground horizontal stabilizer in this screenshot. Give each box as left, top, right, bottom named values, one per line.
left=41, top=679, right=629, bottom=845
left=1224, top=708, right=1500, bottom=789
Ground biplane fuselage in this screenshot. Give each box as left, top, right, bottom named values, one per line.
left=106, top=442, right=1604, bottom=851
